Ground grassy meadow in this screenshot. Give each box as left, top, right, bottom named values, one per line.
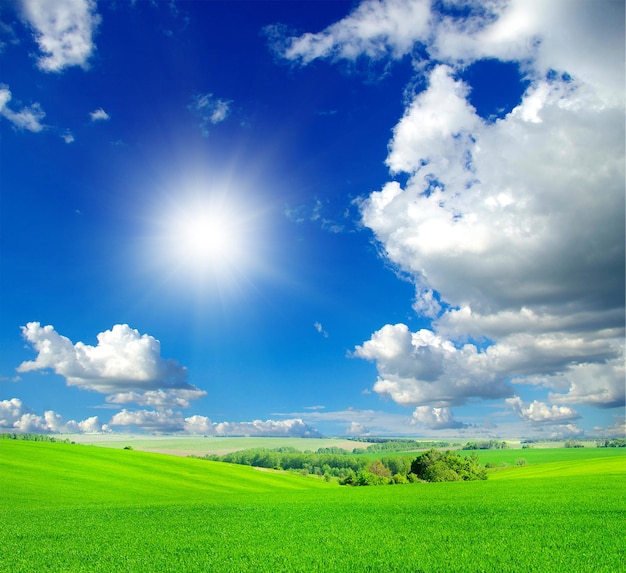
left=1, top=439, right=624, bottom=572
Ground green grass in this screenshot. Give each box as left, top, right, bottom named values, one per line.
left=473, top=445, right=625, bottom=466
left=1, top=440, right=624, bottom=572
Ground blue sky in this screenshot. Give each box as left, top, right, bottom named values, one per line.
left=1, top=0, right=624, bottom=439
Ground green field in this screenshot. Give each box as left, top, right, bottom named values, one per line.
left=1, top=440, right=624, bottom=572
left=67, top=434, right=375, bottom=456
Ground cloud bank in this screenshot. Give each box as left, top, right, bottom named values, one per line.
left=0, top=398, right=105, bottom=433
left=0, top=398, right=320, bottom=437
left=16, top=323, right=212, bottom=427
left=14, top=323, right=320, bottom=437
left=278, top=0, right=625, bottom=431
left=110, top=410, right=320, bottom=437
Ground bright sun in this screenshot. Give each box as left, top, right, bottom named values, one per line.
left=151, top=189, right=268, bottom=291
left=177, top=210, right=241, bottom=268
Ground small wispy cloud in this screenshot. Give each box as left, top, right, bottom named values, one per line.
left=285, top=199, right=346, bottom=233
left=314, top=322, right=328, bottom=338
left=0, top=84, right=46, bottom=132
left=189, top=93, right=232, bottom=136
left=89, top=107, right=110, bottom=121
left=62, top=130, right=74, bottom=143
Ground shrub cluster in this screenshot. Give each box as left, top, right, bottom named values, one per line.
left=597, top=438, right=626, bottom=448
left=352, top=439, right=454, bottom=454
left=410, top=449, right=487, bottom=482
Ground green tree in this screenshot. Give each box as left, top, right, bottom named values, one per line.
left=367, top=459, right=392, bottom=478
left=411, top=449, right=487, bottom=482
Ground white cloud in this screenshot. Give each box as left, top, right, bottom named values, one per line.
left=274, top=0, right=431, bottom=64
left=411, top=406, right=468, bottom=430
left=109, top=408, right=185, bottom=433
left=325, top=1, right=625, bottom=420
left=212, top=418, right=321, bottom=438
left=190, top=93, right=232, bottom=135
left=109, top=410, right=321, bottom=437
left=105, top=388, right=207, bottom=409
left=0, top=398, right=105, bottom=433
left=314, top=322, right=328, bottom=338
left=275, top=0, right=624, bottom=427
left=43, top=410, right=104, bottom=433
left=285, top=199, right=346, bottom=233
left=547, top=361, right=625, bottom=409
left=506, top=396, right=580, bottom=425
left=275, top=0, right=623, bottom=107
left=183, top=415, right=215, bottom=435
left=279, top=407, right=418, bottom=436
left=353, top=323, right=512, bottom=407
left=61, top=130, right=74, bottom=143
left=431, top=0, right=624, bottom=104
left=0, top=84, right=46, bottom=132
left=17, top=322, right=195, bottom=395
left=89, top=107, right=109, bottom=121
left=597, top=417, right=626, bottom=439
left=385, top=65, right=479, bottom=177
left=346, top=421, right=369, bottom=436
left=19, top=0, right=101, bottom=72
left=0, top=398, right=30, bottom=427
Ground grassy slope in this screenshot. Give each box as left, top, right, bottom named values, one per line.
left=0, top=440, right=331, bottom=507
left=1, top=441, right=624, bottom=572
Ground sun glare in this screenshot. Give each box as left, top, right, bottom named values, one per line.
left=177, top=210, right=240, bottom=268
left=149, top=186, right=272, bottom=294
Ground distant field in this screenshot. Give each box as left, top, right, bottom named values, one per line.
left=67, top=434, right=373, bottom=456
left=1, top=440, right=624, bottom=572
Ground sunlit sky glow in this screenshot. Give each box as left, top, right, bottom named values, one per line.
left=1, top=0, right=624, bottom=439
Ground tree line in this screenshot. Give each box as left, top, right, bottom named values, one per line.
left=462, top=440, right=509, bottom=450
left=201, top=447, right=488, bottom=485
left=0, top=432, right=73, bottom=443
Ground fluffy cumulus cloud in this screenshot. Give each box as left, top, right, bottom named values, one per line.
left=211, top=418, right=321, bottom=438
left=19, top=0, right=101, bottom=72
left=346, top=421, right=369, bottom=436
left=105, top=389, right=207, bottom=409
left=0, top=398, right=105, bottom=433
left=109, top=409, right=185, bottom=434
left=279, top=0, right=625, bottom=431
left=505, top=396, right=580, bottom=425
left=17, top=322, right=196, bottom=395
left=0, top=84, right=46, bottom=132
left=353, top=323, right=513, bottom=406
left=14, top=322, right=322, bottom=436
left=411, top=406, right=468, bottom=430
